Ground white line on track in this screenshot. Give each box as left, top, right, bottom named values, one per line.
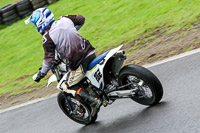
left=0, top=93, right=58, bottom=114
left=1, top=48, right=200, bottom=114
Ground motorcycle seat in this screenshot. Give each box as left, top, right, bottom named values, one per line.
left=88, top=50, right=110, bottom=70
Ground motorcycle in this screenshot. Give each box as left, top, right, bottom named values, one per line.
left=44, top=45, right=163, bottom=125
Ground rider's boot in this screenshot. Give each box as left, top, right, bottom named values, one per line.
left=76, top=88, right=102, bottom=116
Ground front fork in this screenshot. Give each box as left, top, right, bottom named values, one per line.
left=62, top=92, right=74, bottom=115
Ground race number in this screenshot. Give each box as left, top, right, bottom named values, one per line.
left=94, top=69, right=102, bottom=82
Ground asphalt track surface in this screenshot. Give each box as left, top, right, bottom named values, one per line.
left=1, top=50, right=200, bottom=133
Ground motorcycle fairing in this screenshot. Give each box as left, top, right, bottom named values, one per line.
left=85, top=45, right=123, bottom=89
left=47, top=74, right=57, bottom=87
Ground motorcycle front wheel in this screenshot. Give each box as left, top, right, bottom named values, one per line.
left=57, top=92, right=97, bottom=125
left=118, top=64, right=163, bottom=106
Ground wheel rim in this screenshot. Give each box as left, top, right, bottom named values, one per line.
left=64, top=97, right=91, bottom=121
left=121, top=75, right=155, bottom=104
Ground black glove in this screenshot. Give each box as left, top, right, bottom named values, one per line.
left=32, top=70, right=45, bottom=83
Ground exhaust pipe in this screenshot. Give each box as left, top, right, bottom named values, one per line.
left=111, top=50, right=126, bottom=75
left=107, top=89, right=135, bottom=97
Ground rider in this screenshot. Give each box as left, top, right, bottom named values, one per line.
left=25, top=8, right=101, bottom=114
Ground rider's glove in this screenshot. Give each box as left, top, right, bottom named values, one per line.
left=32, top=69, right=45, bottom=83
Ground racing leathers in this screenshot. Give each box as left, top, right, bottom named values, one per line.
left=40, top=15, right=95, bottom=91
left=35, top=14, right=102, bottom=115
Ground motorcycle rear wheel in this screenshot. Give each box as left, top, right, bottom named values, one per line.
left=118, top=64, right=163, bottom=106
left=57, top=92, right=97, bottom=125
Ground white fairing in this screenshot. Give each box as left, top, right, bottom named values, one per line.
left=57, top=62, right=67, bottom=72
left=47, top=74, right=57, bottom=87
left=85, top=45, right=123, bottom=89
left=57, top=73, right=68, bottom=89
left=47, top=72, right=67, bottom=89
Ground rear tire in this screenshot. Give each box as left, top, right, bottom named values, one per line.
left=57, top=92, right=97, bottom=125
left=2, top=9, right=16, bottom=18
left=118, top=64, right=163, bottom=106
left=3, top=13, right=18, bottom=22
left=1, top=3, right=16, bottom=14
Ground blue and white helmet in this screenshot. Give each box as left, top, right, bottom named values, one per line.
left=25, top=8, right=54, bottom=35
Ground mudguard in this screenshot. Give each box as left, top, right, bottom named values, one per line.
left=47, top=74, right=57, bottom=87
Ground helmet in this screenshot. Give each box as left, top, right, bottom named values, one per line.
left=25, top=8, right=54, bottom=35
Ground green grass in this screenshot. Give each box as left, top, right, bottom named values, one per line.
left=0, top=0, right=18, bottom=7
left=183, top=46, right=193, bottom=52
left=1, top=0, right=200, bottom=95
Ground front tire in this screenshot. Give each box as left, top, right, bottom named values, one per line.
left=118, top=64, right=163, bottom=106
left=57, top=92, right=97, bottom=125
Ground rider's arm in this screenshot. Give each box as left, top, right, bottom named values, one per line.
left=40, top=33, right=56, bottom=75
left=63, top=15, right=85, bottom=30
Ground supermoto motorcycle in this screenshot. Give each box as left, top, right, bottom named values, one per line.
left=45, top=45, right=163, bottom=125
